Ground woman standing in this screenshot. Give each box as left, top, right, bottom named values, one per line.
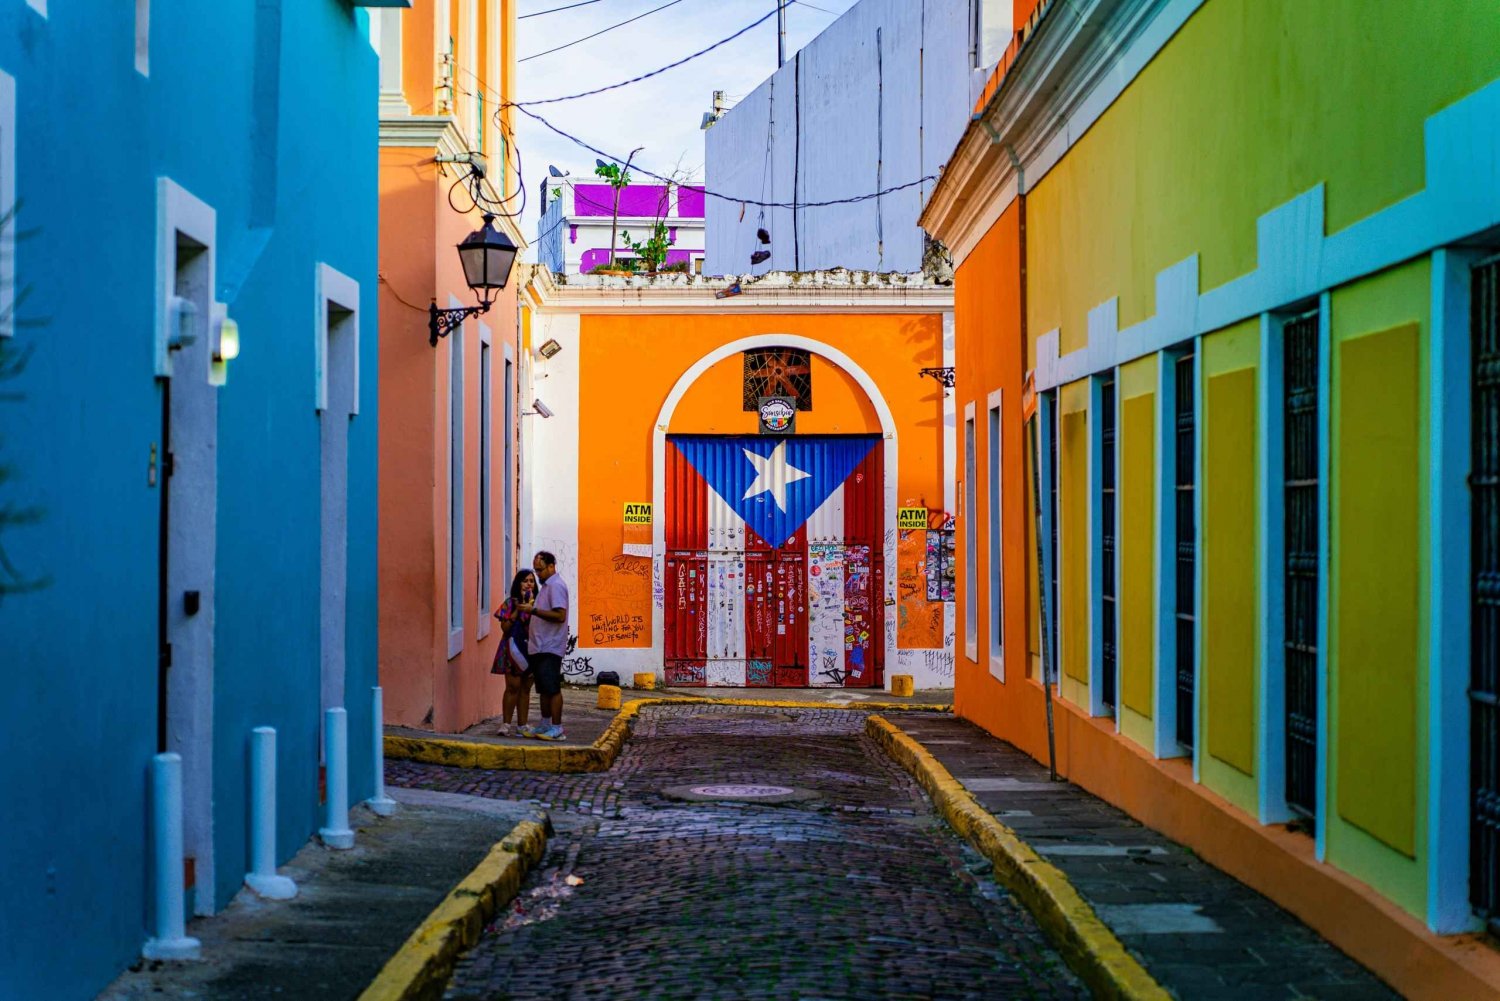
left=491, top=569, right=538, bottom=736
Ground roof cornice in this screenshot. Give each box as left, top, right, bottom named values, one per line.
left=527, top=272, right=953, bottom=315
left=922, top=0, right=1179, bottom=266
left=379, top=113, right=529, bottom=249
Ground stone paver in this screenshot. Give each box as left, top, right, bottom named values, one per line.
left=389, top=705, right=1083, bottom=1000
left=894, top=714, right=1400, bottom=1001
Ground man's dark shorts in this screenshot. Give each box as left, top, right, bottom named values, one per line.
left=530, top=652, right=563, bottom=697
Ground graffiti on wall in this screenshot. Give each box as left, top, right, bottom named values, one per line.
left=896, top=504, right=953, bottom=650
left=578, top=540, right=652, bottom=648
left=590, top=611, right=646, bottom=645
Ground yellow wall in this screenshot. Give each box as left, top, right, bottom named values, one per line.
left=1024, top=0, right=1500, bottom=366
left=1118, top=355, right=1157, bottom=751
left=1059, top=380, right=1091, bottom=707
left=1200, top=320, right=1259, bottom=816
left=1328, top=258, right=1430, bottom=915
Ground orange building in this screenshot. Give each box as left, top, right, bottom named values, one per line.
left=515, top=270, right=955, bottom=691
left=372, top=0, right=524, bottom=732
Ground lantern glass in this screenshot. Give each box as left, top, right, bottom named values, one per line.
left=457, top=214, right=519, bottom=293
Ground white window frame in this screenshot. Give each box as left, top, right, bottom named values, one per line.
left=0, top=69, right=14, bottom=339
left=447, top=295, right=466, bottom=659
left=314, top=264, right=361, bottom=414
left=476, top=322, right=492, bottom=640
left=987, top=389, right=1004, bottom=680
left=964, top=402, right=978, bottom=662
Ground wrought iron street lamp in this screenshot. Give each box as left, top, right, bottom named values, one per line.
left=428, top=213, right=519, bottom=347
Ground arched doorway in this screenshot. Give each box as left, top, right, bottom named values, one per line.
left=653, top=337, right=899, bottom=688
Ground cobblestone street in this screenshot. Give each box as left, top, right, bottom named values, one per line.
left=388, top=706, right=1085, bottom=999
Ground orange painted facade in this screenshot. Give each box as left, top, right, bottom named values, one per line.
left=521, top=277, right=956, bottom=688
left=949, top=203, right=1047, bottom=741
left=376, top=0, right=524, bottom=731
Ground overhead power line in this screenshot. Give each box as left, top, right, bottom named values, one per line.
left=794, top=0, right=841, bottom=15
left=519, top=0, right=610, bottom=19
left=519, top=0, right=686, bottom=63
left=512, top=7, right=780, bottom=106
left=513, top=105, right=937, bottom=210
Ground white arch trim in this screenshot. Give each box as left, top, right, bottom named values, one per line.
left=649, top=333, right=901, bottom=689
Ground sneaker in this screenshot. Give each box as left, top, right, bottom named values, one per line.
left=517, top=723, right=539, bottom=738
left=495, top=722, right=513, bottom=737
left=535, top=724, right=567, bottom=742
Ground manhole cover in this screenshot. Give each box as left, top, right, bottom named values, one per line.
left=662, top=783, right=818, bottom=804
left=692, top=784, right=794, bottom=798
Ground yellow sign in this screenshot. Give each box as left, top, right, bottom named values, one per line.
left=623, top=502, right=653, bottom=525
left=898, top=507, right=928, bottom=531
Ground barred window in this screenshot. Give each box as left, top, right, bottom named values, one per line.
left=742, top=348, right=813, bottom=410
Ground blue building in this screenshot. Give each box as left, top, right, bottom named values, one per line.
left=0, top=2, right=384, bottom=996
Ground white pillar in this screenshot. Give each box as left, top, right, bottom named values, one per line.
left=318, top=708, right=355, bottom=849
left=245, top=728, right=297, bottom=899
left=367, top=687, right=397, bottom=817
left=143, top=753, right=202, bottom=961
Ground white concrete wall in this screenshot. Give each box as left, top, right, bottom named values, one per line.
left=705, top=0, right=983, bottom=276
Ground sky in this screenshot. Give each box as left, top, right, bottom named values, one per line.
left=511, top=0, right=861, bottom=258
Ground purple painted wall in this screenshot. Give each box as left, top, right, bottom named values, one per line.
left=571, top=183, right=705, bottom=219
left=677, top=185, right=706, bottom=217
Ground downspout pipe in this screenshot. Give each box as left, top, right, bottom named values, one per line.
left=1002, top=141, right=1027, bottom=377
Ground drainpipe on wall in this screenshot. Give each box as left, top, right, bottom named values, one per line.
left=1002, top=142, right=1028, bottom=376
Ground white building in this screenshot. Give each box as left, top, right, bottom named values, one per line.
left=704, top=0, right=1013, bottom=275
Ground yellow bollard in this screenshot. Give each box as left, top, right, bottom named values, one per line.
left=891, top=674, right=915, bottom=698
left=633, top=672, right=657, bottom=691
left=597, top=684, right=622, bottom=710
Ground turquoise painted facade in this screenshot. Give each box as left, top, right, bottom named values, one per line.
left=0, top=3, right=380, bottom=997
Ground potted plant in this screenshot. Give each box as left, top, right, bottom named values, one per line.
left=592, top=149, right=642, bottom=275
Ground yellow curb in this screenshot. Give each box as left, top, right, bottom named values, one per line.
left=865, top=715, right=1171, bottom=1001
left=385, top=695, right=951, bottom=774
left=357, top=818, right=547, bottom=1001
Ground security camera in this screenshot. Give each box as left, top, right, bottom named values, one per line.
left=532, top=398, right=554, bottom=419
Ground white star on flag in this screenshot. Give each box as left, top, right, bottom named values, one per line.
left=742, top=442, right=810, bottom=512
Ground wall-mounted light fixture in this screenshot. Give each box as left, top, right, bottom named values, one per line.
left=428, top=213, right=519, bottom=347
left=214, top=317, right=240, bottom=364
left=919, top=366, right=956, bottom=390
left=537, top=338, right=562, bottom=360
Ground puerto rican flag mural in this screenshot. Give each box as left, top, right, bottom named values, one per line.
left=664, top=434, right=884, bottom=688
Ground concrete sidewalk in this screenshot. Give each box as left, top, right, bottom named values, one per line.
left=97, top=791, right=543, bottom=1001
left=385, top=682, right=953, bottom=748
left=895, top=714, right=1398, bottom=1000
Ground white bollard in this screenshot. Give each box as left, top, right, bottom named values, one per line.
left=245, top=727, right=297, bottom=899
left=143, top=753, right=202, bottom=961
left=367, top=687, right=397, bottom=817
left=318, top=708, right=355, bottom=849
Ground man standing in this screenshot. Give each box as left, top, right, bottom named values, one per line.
left=520, top=550, right=569, bottom=741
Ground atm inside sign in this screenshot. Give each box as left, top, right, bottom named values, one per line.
left=898, top=507, right=928, bottom=530
left=623, top=503, right=653, bottom=525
